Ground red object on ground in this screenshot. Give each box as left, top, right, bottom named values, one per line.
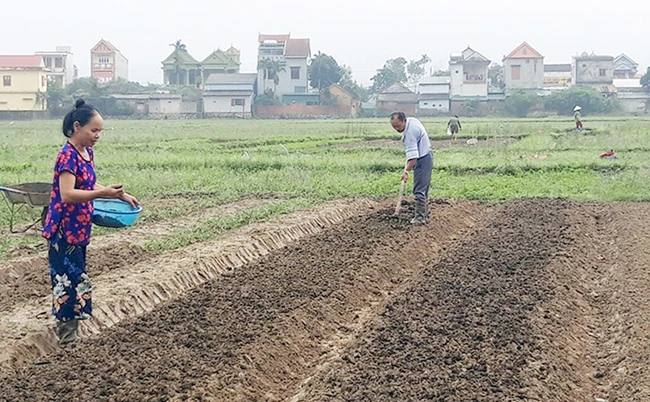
left=600, top=150, right=616, bottom=158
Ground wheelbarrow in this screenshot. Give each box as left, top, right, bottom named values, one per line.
left=0, top=183, right=51, bottom=233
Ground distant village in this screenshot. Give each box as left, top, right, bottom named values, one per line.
left=0, top=36, right=648, bottom=119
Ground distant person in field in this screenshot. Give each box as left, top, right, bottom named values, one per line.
left=447, top=115, right=462, bottom=140
left=574, top=106, right=583, bottom=131
left=390, top=112, right=433, bottom=225
left=42, top=99, right=139, bottom=346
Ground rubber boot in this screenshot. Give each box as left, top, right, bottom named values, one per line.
left=56, top=319, right=79, bottom=346
left=411, top=199, right=427, bottom=225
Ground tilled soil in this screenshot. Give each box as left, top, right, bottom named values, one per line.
left=1, top=199, right=649, bottom=402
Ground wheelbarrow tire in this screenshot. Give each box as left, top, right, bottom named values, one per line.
left=41, top=207, right=48, bottom=228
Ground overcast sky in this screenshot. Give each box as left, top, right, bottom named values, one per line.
left=2, top=0, right=647, bottom=85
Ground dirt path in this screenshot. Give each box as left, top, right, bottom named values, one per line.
left=0, top=198, right=274, bottom=312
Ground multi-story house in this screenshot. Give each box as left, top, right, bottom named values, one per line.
left=0, top=55, right=48, bottom=111
left=35, top=46, right=77, bottom=87
left=91, top=39, right=128, bottom=83
left=503, top=42, right=544, bottom=92
left=257, top=34, right=311, bottom=99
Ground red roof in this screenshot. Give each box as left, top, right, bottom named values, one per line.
left=258, top=34, right=290, bottom=43
left=0, top=55, right=44, bottom=69
left=505, top=42, right=543, bottom=59
left=285, top=38, right=310, bottom=58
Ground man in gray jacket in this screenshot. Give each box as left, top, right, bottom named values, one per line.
left=390, top=112, right=433, bottom=225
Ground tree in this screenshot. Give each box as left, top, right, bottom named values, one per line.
left=544, top=86, right=619, bottom=115
left=505, top=92, right=540, bottom=117
left=255, top=89, right=282, bottom=106
left=489, top=63, right=505, bottom=89
left=257, top=58, right=286, bottom=93
left=168, top=40, right=187, bottom=86
left=641, top=67, right=650, bottom=91
left=339, top=65, right=368, bottom=101
left=406, top=54, right=430, bottom=90
left=370, top=57, right=408, bottom=94
left=45, top=80, right=69, bottom=115
left=309, top=52, right=343, bottom=91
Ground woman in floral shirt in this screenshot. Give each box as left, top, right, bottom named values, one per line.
left=43, top=99, right=138, bottom=345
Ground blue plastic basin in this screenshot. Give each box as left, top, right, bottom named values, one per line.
left=93, top=199, right=142, bottom=228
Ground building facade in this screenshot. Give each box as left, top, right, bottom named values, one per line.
left=91, top=39, right=128, bottom=83
left=0, top=55, right=48, bottom=111
left=257, top=34, right=310, bottom=97
left=35, top=46, right=77, bottom=87
left=503, top=42, right=544, bottom=92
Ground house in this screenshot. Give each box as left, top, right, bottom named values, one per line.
left=613, top=54, right=639, bottom=79
left=376, top=83, right=418, bottom=115
left=162, top=45, right=240, bottom=87
left=257, top=34, right=310, bottom=97
left=503, top=42, right=544, bottom=92
left=0, top=55, right=48, bottom=111
left=328, top=83, right=359, bottom=116
left=203, top=73, right=257, bottom=118
left=544, top=64, right=572, bottom=88
left=91, top=39, right=128, bottom=83
left=450, top=47, right=490, bottom=99
left=35, top=46, right=77, bottom=87
left=417, top=76, right=450, bottom=114
left=109, top=93, right=183, bottom=115
left=572, top=52, right=614, bottom=90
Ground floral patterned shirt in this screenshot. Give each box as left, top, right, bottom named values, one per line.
left=43, top=142, right=96, bottom=246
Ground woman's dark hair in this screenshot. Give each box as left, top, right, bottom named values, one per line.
left=62, top=99, right=100, bottom=138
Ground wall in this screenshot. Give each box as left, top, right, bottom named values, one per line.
left=0, top=70, right=47, bottom=111
left=574, top=59, right=614, bottom=85
left=115, top=52, right=129, bottom=81
left=377, top=102, right=417, bottom=116
left=505, top=58, right=544, bottom=90
left=450, top=64, right=464, bottom=96
left=450, top=62, right=488, bottom=97
left=257, top=56, right=308, bottom=96
left=419, top=99, right=450, bottom=113
left=203, top=95, right=252, bottom=115
left=256, top=104, right=352, bottom=118
left=149, top=98, right=181, bottom=114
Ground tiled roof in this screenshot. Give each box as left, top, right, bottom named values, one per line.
left=0, top=55, right=44, bottom=68
left=285, top=39, right=310, bottom=58
left=505, top=42, right=544, bottom=59
left=259, top=34, right=291, bottom=43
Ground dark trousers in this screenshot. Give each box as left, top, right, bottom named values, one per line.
left=413, top=152, right=433, bottom=202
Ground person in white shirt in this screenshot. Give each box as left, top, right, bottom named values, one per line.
left=390, top=112, right=433, bottom=225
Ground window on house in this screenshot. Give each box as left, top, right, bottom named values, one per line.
left=98, top=56, right=110, bottom=64
left=3, top=76, right=11, bottom=86
left=511, top=65, right=521, bottom=80
left=291, top=66, right=300, bottom=80
left=267, top=70, right=277, bottom=80
left=44, top=58, right=52, bottom=68
left=232, top=99, right=245, bottom=106
left=55, top=57, right=63, bottom=68
left=42, top=76, right=47, bottom=87
left=599, top=69, right=607, bottom=77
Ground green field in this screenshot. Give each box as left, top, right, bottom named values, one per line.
left=2, top=117, right=650, bottom=258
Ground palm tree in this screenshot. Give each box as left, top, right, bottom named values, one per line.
left=269, top=59, right=287, bottom=93
left=257, top=58, right=273, bottom=93
left=169, top=40, right=187, bottom=85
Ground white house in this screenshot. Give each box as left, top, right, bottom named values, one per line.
left=257, top=34, right=310, bottom=97
left=572, top=52, right=614, bottom=90
left=503, top=42, right=544, bottom=92
left=203, top=73, right=257, bottom=118
left=613, top=54, right=639, bottom=79
left=417, top=76, right=450, bottom=113
left=450, top=47, right=490, bottom=99
left=35, top=46, right=77, bottom=87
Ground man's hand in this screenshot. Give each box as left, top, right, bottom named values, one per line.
left=401, top=170, right=409, bottom=182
